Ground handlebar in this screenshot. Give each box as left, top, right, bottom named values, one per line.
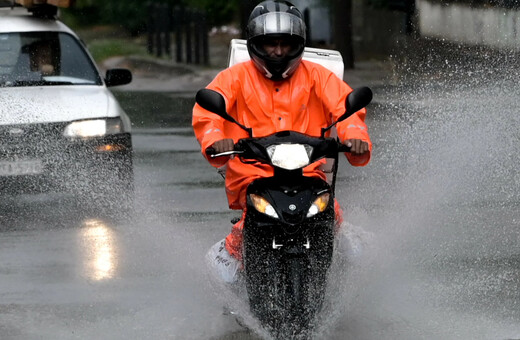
left=205, top=146, right=243, bottom=158
left=206, top=140, right=352, bottom=159
left=205, top=146, right=216, bottom=156
left=338, top=144, right=352, bottom=153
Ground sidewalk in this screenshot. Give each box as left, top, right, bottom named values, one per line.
left=102, top=55, right=221, bottom=93
left=105, top=56, right=394, bottom=93
left=102, top=36, right=396, bottom=93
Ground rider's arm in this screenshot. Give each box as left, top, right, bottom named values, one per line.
left=317, top=69, right=372, bottom=166
left=336, top=106, right=371, bottom=166
left=192, top=67, right=242, bottom=167
left=193, top=102, right=230, bottom=167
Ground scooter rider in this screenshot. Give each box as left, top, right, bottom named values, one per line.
left=192, top=0, right=372, bottom=264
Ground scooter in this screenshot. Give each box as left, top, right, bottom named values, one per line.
left=196, top=86, right=372, bottom=339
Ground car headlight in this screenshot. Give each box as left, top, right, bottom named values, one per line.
left=63, top=118, right=124, bottom=138
left=266, top=143, right=313, bottom=170
left=306, top=193, right=330, bottom=218
left=250, top=194, right=279, bottom=219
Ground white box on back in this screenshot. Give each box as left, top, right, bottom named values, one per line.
left=227, top=39, right=344, bottom=80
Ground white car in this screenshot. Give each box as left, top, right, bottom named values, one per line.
left=0, top=4, right=134, bottom=207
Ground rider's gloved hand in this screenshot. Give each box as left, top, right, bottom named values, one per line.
left=344, top=139, right=369, bottom=155
left=210, top=138, right=235, bottom=153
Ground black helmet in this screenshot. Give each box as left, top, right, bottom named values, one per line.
left=246, top=1, right=306, bottom=81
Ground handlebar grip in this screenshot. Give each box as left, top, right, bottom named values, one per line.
left=338, top=144, right=351, bottom=153
left=205, top=147, right=216, bottom=156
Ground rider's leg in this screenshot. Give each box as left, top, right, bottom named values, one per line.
left=334, top=199, right=344, bottom=231
left=225, top=209, right=247, bottom=261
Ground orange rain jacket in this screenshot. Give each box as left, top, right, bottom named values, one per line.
left=193, top=59, right=372, bottom=260
left=193, top=59, right=372, bottom=210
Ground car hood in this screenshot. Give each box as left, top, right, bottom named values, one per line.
left=0, top=86, right=123, bottom=125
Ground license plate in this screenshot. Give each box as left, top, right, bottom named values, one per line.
left=0, top=159, right=43, bottom=176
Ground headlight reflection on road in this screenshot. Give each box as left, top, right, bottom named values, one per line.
left=80, top=219, right=118, bottom=281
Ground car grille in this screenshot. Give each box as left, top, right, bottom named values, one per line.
left=0, top=122, right=67, bottom=159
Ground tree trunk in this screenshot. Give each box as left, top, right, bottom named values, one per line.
left=333, top=0, right=354, bottom=69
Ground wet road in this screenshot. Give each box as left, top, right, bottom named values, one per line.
left=0, top=126, right=248, bottom=340
left=2, top=40, right=520, bottom=339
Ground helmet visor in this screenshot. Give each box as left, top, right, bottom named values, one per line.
left=247, top=12, right=306, bottom=39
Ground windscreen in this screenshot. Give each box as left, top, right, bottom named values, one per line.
left=0, top=31, right=102, bottom=87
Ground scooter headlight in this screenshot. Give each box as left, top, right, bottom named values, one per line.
left=250, top=194, right=279, bottom=219
left=266, top=143, right=313, bottom=170
left=306, top=193, right=330, bottom=218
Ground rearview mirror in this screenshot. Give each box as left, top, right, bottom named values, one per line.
left=321, top=86, right=373, bottom=137
left=195, top=89, right=231, bottom=121
left=338, top=86, right=373, bottom=123
left=105, top=69, right=132, bottom=87
left=195, top=88, right=253, bottom=137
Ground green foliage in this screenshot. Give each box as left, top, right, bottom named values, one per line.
left=86, top=39, right=148, bottom=63
left=62, top=0, right=240, bottom=35
left=190, top=0, right=238, bottom=27
left=100, top=1, right=150, bottom=35
left=60, top=5, right=101, bottom=28
left=62, top=0, right=154, bottom=35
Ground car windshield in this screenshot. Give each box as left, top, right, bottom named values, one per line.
left=0, top=31, right=102, bottom=87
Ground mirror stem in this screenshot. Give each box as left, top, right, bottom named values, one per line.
left=321, top=123, right=337, bottom=138
left=229, top=118, right=252, bottom=137
left=244, top=126, right=253, bottom=138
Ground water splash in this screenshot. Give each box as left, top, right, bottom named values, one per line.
left=319, top=37, right=520, bottom=339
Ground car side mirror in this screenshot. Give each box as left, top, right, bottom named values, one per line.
left=105, top=68, right=132, bottom=87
